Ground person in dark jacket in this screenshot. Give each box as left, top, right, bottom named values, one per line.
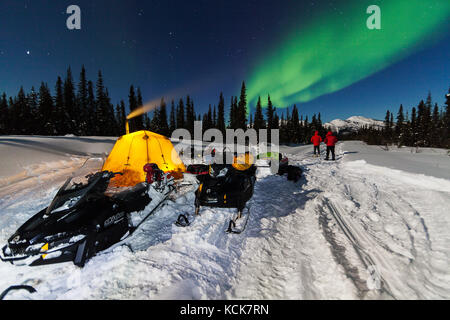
left=310, top=131, right=323, bottom=157
left=324, top=131, right=338, bottom=161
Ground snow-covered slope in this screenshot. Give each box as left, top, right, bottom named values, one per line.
left=0, top=135, right=116, bottom=187
left=0, top=137, right=449, bottom=300
left=324, top=116, right=384, bottom=134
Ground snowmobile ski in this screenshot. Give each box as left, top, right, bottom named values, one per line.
left=0, top=285, right=36, bottom=300
left=226, top=206, right=251, bottom=234
left=174, top=213, right=191, bottom=227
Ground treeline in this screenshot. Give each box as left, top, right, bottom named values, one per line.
left=1, top=66, right=448, bottom=149
left=350, top=90, right=450, bottom=148
left=0, top=74, right=326, bottom=144
left=0, top=67, right=127, bottom=136
left=146, top=82, right=326, bottom=144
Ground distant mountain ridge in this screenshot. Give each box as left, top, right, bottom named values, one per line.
left=324, top=116, right=384, bottom=134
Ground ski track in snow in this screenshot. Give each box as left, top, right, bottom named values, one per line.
left=1, top=142, right=449, bottom=299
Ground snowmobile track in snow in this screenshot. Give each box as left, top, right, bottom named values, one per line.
left=320, top=197, right=396, bottom=299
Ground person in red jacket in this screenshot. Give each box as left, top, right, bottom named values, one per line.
left=310, top=131, right=323, bottom=157
left=324, top=131, right=338, bottom=161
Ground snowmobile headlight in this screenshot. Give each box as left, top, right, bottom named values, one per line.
left=12, top=235, right=20, bottom=243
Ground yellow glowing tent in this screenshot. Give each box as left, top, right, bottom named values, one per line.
left=102, top=130, right=186, bottom=187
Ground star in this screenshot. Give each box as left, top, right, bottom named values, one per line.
left=26, top=50, right=30, bottom=55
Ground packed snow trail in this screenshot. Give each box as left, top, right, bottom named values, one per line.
left=0, top=139, right=449, bottom=299
left=288, top=144, right=450, bottom=299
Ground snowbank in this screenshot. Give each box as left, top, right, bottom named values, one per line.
left=0, top=135, right=116, bottom=185
left=340, top=141, right=450, bottom=180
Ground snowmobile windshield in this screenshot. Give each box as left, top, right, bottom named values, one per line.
left=209, top=164, right=229, bottom=178
left=45, top=174, right=102, bottom=215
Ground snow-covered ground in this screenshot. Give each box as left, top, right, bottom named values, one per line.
left=0, top=136, right=449, bottom=300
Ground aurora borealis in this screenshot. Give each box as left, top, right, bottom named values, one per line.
left=247, top=0, right=450, bottom=109
left=0, top=0, right=449, bottom=121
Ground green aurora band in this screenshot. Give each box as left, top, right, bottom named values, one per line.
left=247, top=0, right=450, bottom=109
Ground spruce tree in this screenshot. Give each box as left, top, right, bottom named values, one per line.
left=299, top=114, right=304, bottom=143
left=431, top=103, right=440, bottom=147
left=28, top=87, right=39, bottom=134
left=144, top=111, right=151, bottom=130
left=253, top=96, right=265, bottom=131
left=0, top=93, right=9, bottom=134
left=390, top=113, right=394, bottom=134
left=423, top=93, right=432, bottom=146
left=291, top=105, right=300, bottom=143
left=395, top=104, right=405, bottom=146
left=311, top=114, right=318, bottom=133
left=411, top=107, right=417, bottom=146
left=185, top=95, right=195, bottom=135
left=266, top=94, right=274, bottom=130
left=135, top=88, right=144, bottom=131
left=119, top=100, right=126, bottom=135
left=228, top=96, right=236, bottom=129
left=237, top=81, right=247, bottom=129
left=158, top=97, right=169, bottom=136
left=169, top=100, right=176, bottom=133
left=266, top=95, right=276, bottom=142
left=95, top=72, right=108, bottom=135
left=54, top=77, right=68, bottom=135
left=177, top=98, right=185, bottom=129
left=217, top=92, right=226, bottom=133
left=202, top=113, right=208, bottom=133
left=303, top=115, right=309, bottom=144
left=384, top=110, right=391, bottom=143
left=206, top=104, right=213, bottom=131
left=273, top=112, right=280, bottom=130
left=64, top=67, right=77, bottom=133
left=13, top=87, right=30, bottom=134
left=86, top=81, right=96, bottom=135
left=416, top=100, right=429, bottom=146
left=150, top=106, right=160, bottom=133
left=279, top=111, right=287, bottom=143
left=115, top=104, right=122, bottom=135
left=104, top=88, right=118, bottom=136
left=77, top=66, right=89, bottom=135
left=444, top=88, right=450, bottom=147
left=317, top=113, right=325, bottom=137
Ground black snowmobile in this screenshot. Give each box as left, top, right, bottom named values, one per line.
left=0, top=168, right=174, bottom=267
left=176, top=159, right=257, bottom=234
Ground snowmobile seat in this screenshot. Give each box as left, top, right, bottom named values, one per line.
left=186, top=164, right=210, bottom=175
left=109, top=182, right=148, bottom=201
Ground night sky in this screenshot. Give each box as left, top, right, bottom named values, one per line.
left=0, top=0, right=449, bottom=122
